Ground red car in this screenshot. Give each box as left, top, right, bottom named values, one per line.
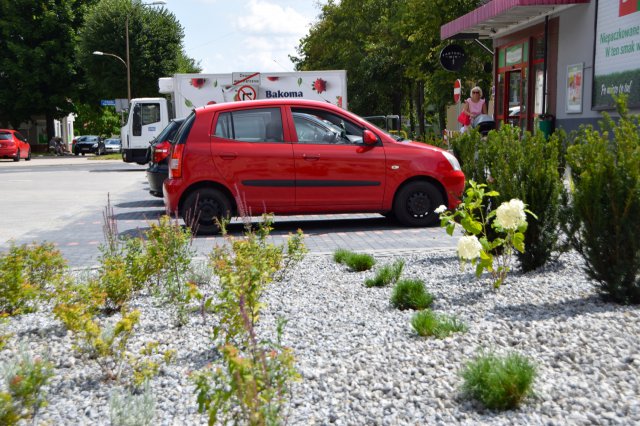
left=164, top=99, right=464, bottom=234
left=0, top=129, right=31, bottom=162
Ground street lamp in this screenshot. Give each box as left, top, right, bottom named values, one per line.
left=94, top=1, right=167, bottom=103
left=92, top=51, right=130, bottom=101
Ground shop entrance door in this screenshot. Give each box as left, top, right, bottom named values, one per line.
left=505, top=70, right=524, bottom=129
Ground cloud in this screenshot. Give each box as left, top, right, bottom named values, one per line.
left=235, top=0, right=311, bottom=35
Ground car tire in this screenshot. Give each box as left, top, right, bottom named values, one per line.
left=81, top=152, right=85, bottom=156
left=25, top=149, right=31, bottom=161
left=13, top=149, right=20, bottom=162
left=393, top=181, right=443, bottom=227
left=183, top=188, right=231, bottom=235
left=74, top=149, right=79, bottom=156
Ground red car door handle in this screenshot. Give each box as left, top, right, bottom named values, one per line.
left=219, top=152, right=237, bottom=160
left=303, top=154, right=320, bottom=161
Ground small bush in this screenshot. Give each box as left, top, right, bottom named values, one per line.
left=390, top=279, right=433, bottom=310
left=411, top=310, right=466, bottom=338
left=0, top=350, right=54, bottom=424
left=0, top=242, right=67, bottom=316
left=563, top=95, right=640, bottom=304
left=333, top=249, right=376, bottom=271
left=460, top=352, right=536, bottom=410
left=109, top=382, right=156, bottom=426
left=364, top=259, right=405, bottom=287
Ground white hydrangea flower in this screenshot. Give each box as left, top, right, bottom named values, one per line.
left=457, top=235, right=482, bottom=260
left=434, top=205, right=447, bottom=214
left=495, top=199, right=527, bottom=230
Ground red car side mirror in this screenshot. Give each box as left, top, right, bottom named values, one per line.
left=363, top=129, right=378, bottom=146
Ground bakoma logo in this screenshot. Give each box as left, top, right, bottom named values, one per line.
left=265, top=90, right=304, bottom=98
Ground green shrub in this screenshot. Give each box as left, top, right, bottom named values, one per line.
left=460, top=352, right=536, bottom=410
left=451, top=124, right=566, bottom=272
left=195, top=215, right=304, bottom=425
left=364, top=259, right=405, bottom=287
left=144, top=215, right=196, bottom=326
left=563, top=95, right=640, bottom=304
left=0, top=242, right=67, bottom=316
left=333, top=249, right=376, bottom=271
left=411, top=310, right=466, bottom=338
left=483, top=127, right=565, bottom=271
left=0, top=350, right=54, bottom=424
left=390, top=279, right=433, bottom=310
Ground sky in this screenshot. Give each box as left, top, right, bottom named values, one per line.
left=161, top=0, right=327, bottom=74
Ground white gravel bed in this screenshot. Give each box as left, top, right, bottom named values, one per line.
left=2, top=250, right=639, bottom=425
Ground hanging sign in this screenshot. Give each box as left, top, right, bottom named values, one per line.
left=440, top=44, right=466, bottom=72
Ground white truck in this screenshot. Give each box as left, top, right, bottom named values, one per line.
left=120, top=70, right=348, bottom=163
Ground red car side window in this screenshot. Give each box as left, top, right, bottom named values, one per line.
left=214, top=108, right=283, bottom=143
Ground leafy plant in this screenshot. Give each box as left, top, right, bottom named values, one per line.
left=364, top=259, right=405, bottom=287
left=333, top=249, right=376, bottom=272
left=390, top=279, right=433, bottom=310
left=411, top=310, right=467, bottom=338
left=128, top=341, right=176, bottom=389
left=439, top=181, right=536, bottom=288
left=0, top=350, right=54, bottom=424
left=451, top=125, right=566, bottom=272
left=195, top=215, right=305, bottom=425
left=460, top=352, right=536, bottom=410
left=0, top=241, right=67, bottom=316
left=144, top=215, right=195, bottom=326
left=109, top=381, right=156, bottom=426
left=563, top=95, right=640, bottom=304
left=53, top=300, right=140, bottom=381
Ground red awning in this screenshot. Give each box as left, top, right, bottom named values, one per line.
left=440, top=0, right=590, bottom=40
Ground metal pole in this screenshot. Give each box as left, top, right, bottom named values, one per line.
left=125, top=14, right=131, bottom=102
left=542, top=16, right=548, bottom=115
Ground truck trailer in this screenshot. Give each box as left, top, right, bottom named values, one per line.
left=120, top=70, right=348, bottom=164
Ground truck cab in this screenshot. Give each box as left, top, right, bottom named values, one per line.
left=120, top=98, right=169, bottom=164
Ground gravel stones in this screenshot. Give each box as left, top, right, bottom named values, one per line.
left=1, top=250, right=639, bottom=425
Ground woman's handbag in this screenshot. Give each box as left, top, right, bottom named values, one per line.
left=457, top=111, right=471, bottom=126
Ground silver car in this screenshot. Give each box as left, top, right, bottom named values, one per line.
left=104, top=138, right=122, bottom=154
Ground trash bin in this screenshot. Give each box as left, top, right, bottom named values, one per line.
left=538, top=113, right=555, bottom=139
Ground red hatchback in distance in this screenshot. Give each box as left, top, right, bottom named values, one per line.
left=164, top=99, right=465, bottom=234
left=0, top=129, right=31, bottom=162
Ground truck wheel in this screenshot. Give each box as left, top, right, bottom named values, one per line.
left=393, top=181, right=443, bottom=227
left=183, top=188, right=231, bottom=235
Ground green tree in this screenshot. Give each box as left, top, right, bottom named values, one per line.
left=0, top=0, right=95, bottom=138
left=78, top=0, right=194, bottom=102
left=292, top=0, right=489, bottom=136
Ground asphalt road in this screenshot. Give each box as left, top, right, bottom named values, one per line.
left=1, top=155, right=456, bottom=267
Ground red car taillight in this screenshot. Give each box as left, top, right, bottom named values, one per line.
left=153, top=140, right=171, bottom=164
left=168, top=144, right=184, bottom=179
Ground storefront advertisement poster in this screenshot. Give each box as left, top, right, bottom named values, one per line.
left=567, top=63, right=584, bottom=113
left=592, top=0, right=640, bottom=109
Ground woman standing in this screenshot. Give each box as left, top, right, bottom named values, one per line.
left=461, top=86, right=487, bottom=132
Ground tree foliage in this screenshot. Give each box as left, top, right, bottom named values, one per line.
left=292, top=0, right=491, bottom=135
left=0, top=0, right=95, bottom=131
left=78, top=0, right=194, bottom=102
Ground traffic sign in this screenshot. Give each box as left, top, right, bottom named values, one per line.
left=453, top=79, right=461, bottom=103
left=237, top=85, right=257, bottom=101
left=100, top=99, right=116, bottom=107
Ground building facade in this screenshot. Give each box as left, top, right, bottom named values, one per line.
left=442, top=0, right=639, bottom=134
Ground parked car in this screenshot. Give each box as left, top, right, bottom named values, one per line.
left=73, top=135, right=104, bottom=156
left=104, top=138, right=122, bottom=154
left=0, top=129, right=31, bottom=162
left=146, top=119, right=185, bottom=197
left=163, top=99, right=465, bottom=235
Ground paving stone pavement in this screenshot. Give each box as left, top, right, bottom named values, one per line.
left=1, top=155, right=457, bottom=268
